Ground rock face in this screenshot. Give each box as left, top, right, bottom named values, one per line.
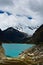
left=19, top=44, right=43, bottom=65
left=0, top=46, right=4, bottom=58
left=32, top=24, right=43, bottom=43
left=0, top=45, right=6, bottom=63
left=27, top=24, right=43, bottom=44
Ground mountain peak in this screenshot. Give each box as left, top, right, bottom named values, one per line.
left=4, top=27, right=16, bottom=32
left=7, top=27, right=14, bottom=30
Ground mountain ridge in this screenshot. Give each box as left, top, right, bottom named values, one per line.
left=0, top=27, right=28, bottom=44
left=26, top=24, right=43, bottom=44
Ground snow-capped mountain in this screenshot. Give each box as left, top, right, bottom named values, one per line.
left=0, top=10, right=40, bottom=35
left=14, top=23, right=39, bottom=35
left=15, top=23, right=39, bottom=31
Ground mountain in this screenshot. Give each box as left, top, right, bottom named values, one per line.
left=14, top=23, right=38, bottom=35
left=0, top=27, right=28, bottom=43
left=15, top=23, right=38, bottom=31
left=26, top=24, right=43, bottom=44
left=0, top=24, right=42, bottom=44
left=0, top=10, right=39, bottom=35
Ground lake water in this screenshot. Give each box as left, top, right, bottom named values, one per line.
left=2, top=43, right=34, bottom=57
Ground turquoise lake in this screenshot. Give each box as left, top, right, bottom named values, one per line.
left=2, top=44, right=34, bottom=57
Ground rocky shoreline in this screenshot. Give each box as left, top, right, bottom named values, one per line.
left=19, top=44, right=43, bottom=65
left=0, top=44, right=43, bottom=65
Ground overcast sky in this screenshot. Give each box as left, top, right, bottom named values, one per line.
left=0, top=0, right=43, bottom=34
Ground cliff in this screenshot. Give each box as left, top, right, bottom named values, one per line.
left=26, top=24, right=43, bottom=44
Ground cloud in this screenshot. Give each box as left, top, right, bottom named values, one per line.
left=29, top=0, right=43, bottom=16
left=0, top=0, right=13, bottom=6
left=0, top=0, right=43, bottom=35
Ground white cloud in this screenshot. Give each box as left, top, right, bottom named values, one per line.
left=0, top=0, right=43, bottom=34
left=0, top=14, right=17, bottom=30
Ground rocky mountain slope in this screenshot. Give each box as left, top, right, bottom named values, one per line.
left=0, top=27, right=28, bottom=43
left=26, top=24, right=43, bottom=44
left=31, top=24, right=43, bottom=43
left=19, top=44, right=43, bottom=65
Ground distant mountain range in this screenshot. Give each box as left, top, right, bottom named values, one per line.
left=0, top=24, right=43, bottom=44
left=0, top=27, right=28, bottom=43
